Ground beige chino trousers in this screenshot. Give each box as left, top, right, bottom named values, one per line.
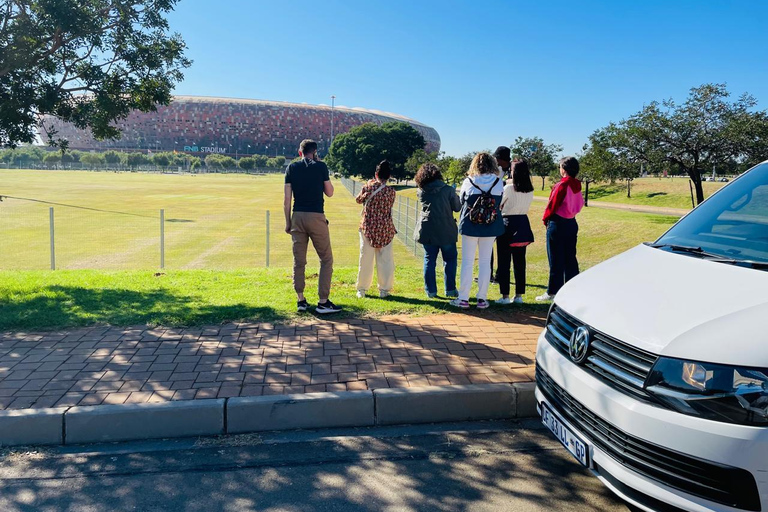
left=356, top=232, right=395, bottom=293
left=291, top=212, right=333, bottom=301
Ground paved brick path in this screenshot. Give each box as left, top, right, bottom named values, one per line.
left=0, top=312, right=545, bottom=410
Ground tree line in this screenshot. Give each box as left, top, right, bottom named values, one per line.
left=0, top=147, right=286, bottom=170
left=324, top=83, right=768, bottom=206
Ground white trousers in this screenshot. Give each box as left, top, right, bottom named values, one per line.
left=356, top=233, right=395, bottom=292
left=459, top=235, right=495, bottom=301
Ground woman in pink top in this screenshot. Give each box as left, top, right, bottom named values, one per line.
left=537, top=156, right=584, bottom=301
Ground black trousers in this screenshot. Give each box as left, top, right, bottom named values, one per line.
left=496, top=233, right=527, bottom=296
left=546, top=216, right=579, bottom=295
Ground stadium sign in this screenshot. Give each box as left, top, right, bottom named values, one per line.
left=183, top=145, right=227, bottom=154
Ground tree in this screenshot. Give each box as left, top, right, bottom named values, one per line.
left=126, top=152, right=148, bottom=166
left=80, top=152, right=105, bottom=168
left=152, top=153, right=170, bottom=167
left=42, top=152, right=60, bottom=166
left=510, top=137, right=563, bottom=190
left=220, top=156, right=236, bottom=169
left=326, top=122, right=425, bottom=180
left=252, top=154, right=269, bottom=168
left=238, top=156, right=256, bottom=170
left=1, top=0, right=191, bottom=149
left=602, top=83, right=768, bottom=204
left=266, top=156, right=286, bottom=169
left=405, top=149, right=437, bottom=177
left=204, top=154, right=236, bottom=170
left=103, top=150, right=122, bottom=165
left=442, top=152, right=475, bottom=185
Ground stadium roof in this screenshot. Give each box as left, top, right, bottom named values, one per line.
left=171, top=95, right=431, bottom=128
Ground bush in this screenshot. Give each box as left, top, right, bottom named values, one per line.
left=80, top=152, right=106, bottom=167
left=103, top=150, right=122, bottom=164
left=43, top=152, right=60, bottom=165
left=126, top=152, right=149, bottom=166
left=152, top=153, right=170, bottom=167
left=238, top=157, right=256, bottom=170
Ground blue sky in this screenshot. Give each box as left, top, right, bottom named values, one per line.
left=166, top=0, right=768, bottom=157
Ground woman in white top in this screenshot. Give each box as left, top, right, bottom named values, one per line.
left=451, top=152, right=505, bottom=309
left=496, top=160, right=535, bottom=304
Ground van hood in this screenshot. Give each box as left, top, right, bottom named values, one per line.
left=555, top=244, right=768, bottom=367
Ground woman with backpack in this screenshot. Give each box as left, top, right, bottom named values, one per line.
left=452, top=152, right=505, bottom=309
left=414, top=162, right=462, bottom=298
left=355, top=160, right=396, bottom=298
left=495, top=159, right=535, bottom=304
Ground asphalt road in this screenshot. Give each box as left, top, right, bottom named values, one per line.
left=0, top=419, right=632, bottom=512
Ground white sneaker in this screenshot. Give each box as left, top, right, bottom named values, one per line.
left=379, top=290, right=390, bottom=298
left=449, top=298, right=470, bottom=309
left=356, top=290, right=366, bottom=299
left=512, top=296, right=524, bottom=304
left=535, top=293, right=555, bottom=302
left=495, top=297, right=512, bottom=305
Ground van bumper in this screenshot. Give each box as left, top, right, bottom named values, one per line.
left=535, top=331, right=768, bottom=512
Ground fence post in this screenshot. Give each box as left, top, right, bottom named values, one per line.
left=411, top=200, right=418, bottom=251
left=397, top=197, right=402, bottom=237
left=160, top=209, right=165, bottom=269
left=49, top=207, right=55, bottom=270
left=405, top=197, right=411, bottom=249
left=266, top=210, right=270, bottom=267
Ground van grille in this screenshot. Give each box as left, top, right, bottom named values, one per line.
left=536, top=367, right=762, bottom=511
left=545, top=306, right=658, bottom=400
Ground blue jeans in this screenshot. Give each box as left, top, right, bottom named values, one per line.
left=546, top=216, right=579, bottom=295
left=422, top=243, right=458, bottom=295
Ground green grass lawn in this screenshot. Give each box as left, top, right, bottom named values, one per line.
left=532, top=177, right=726, bottom=209
left=0, top=169, right=680, bottom=330
left=0, top=170, right=418, bottom=270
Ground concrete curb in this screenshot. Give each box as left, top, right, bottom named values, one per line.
left=228, top=391, right=374, bottom=433
left=65, top=399, right=225, bottom=444
left=374, top=384, right=516, bottom=425
left=0, top=407, right=66, bottom=446
left=0, top=383, right=537, bottom=447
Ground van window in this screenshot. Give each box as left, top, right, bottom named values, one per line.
left=655, top=163, right=768, bottom=264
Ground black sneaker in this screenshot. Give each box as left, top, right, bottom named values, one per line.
left=316, top=299, right=342, bottom=314
left=297, top=299, right=309, bottom=312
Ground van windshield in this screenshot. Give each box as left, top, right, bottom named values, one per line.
left=655, top=163, right=768, bottom=265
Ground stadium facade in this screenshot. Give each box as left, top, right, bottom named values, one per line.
left=41, top=96, right=441, bottom=157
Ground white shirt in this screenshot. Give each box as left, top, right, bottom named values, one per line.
left=459, top=174, right=504, bottom=199
left=500, top=185, right=533, bottom=215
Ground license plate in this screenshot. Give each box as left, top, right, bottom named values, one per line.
left=541, top=402, right=590, bottom=467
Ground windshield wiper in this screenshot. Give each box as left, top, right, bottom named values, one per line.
left=648, top=243, right=768, bottom=270
left=647, top=243, right=721, bottom=258
left=706, top=258, right=768, bottom=271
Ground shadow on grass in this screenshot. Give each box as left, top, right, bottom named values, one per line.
left=645, top=192, right=668, bottom=198
left=585, top=184, right=622, bottom=200
left=0, top=286, right=282, bottom=331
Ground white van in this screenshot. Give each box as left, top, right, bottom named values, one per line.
left=535, top=162, right=768, bottom=512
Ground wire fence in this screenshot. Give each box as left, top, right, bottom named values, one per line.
left=0, top=193, right=421, bottom=271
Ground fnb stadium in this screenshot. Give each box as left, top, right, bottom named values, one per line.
left=41, top=96, right=441, bottom=157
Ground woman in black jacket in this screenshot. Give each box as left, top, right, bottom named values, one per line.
left=414, top=163, right=461, bottom=298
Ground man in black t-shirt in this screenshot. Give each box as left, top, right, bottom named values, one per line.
left=284, top=139, right=342, bottom=314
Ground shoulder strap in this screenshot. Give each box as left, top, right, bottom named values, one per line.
left=467, top=177, right=499, bottom=195
left=364, top=183, right=386, bottom=206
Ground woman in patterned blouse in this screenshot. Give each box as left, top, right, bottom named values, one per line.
left=355, top=160, right=397, bottom=298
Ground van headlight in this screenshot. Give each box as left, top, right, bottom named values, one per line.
left=646, top=357, right=768, bottom=426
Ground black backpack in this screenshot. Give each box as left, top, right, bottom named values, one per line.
left=467, top=177, right=499, bottom=225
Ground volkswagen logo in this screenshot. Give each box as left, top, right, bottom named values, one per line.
left=569, top=326, right=591, bottom=364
